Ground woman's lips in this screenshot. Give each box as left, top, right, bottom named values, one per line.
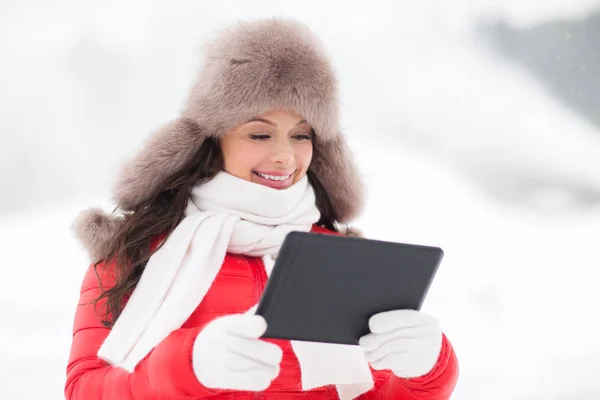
left=252, top=170, right=295, bottom=189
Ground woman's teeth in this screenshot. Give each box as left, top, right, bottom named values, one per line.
left=255, top=172, right=291, bottom=181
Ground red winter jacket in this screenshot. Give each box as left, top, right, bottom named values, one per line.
left=65, top=225, right=458, bottom=400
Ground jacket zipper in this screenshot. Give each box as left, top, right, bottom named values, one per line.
left=251, top=257, right=268, bottom=400
left=251, top=257, right=267, bottom=302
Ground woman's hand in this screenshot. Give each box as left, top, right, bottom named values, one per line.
left=359, top=310, right=443, bottom=379
left=192, top=314, right=283, bottom=391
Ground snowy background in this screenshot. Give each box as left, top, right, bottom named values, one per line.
left=2, top=1, right=600, bottom=399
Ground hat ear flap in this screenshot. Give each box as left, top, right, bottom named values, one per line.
left=71, top=207, right=124, bottom=263
left=114, top=118, right=205, bottom=211
left=310, top=133, right=364, bottom=223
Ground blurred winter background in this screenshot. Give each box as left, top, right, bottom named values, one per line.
left=1, top=0, right=600, bottom=399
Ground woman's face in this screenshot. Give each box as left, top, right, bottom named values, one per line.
left=220, top=110, right=314, bottom=190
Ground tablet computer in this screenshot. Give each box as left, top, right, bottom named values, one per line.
left=255, top=231, right=443, bottom=345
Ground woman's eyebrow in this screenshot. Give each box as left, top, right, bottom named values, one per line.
left=247, top=118, right=277, bottom=127
left=245, top=118, right=308, bottom=127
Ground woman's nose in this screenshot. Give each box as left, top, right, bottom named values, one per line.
left=271, top=151, right=294, bottom=166
left=270, top=140, right=294, bottom=166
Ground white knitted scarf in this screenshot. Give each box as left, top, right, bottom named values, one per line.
left=97, top=172, right=373, bottom=399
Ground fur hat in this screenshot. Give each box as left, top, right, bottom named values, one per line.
left=74, top=18, right=364, bottom=261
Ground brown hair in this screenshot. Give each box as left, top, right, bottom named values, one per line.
left=93, top=135, right=339, bottom=327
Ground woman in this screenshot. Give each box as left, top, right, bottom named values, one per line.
left=65, top=18, right=458, bottom=400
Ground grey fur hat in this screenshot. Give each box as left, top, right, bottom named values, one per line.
left=74, top=18, right=364, bottom=261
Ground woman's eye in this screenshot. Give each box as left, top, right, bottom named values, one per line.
left=250, top=134, right=271, bottom=140
left=293, top=134, right=312, bottom=141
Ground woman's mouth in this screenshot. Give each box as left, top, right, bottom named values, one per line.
left=252, top=170, right=295, bottom=189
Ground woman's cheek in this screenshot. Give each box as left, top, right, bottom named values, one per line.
left=298, top=143, right=314, bottom=170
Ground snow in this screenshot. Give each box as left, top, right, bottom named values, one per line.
left=350, top=137, right=600, bottom=399
left=2, top=0, right=600, bottom=399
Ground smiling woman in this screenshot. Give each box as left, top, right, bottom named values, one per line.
left=65, top=17, right=458, bottom=400
left=221, top=110, right=314, bottom=190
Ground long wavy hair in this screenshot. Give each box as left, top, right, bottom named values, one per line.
left=93, top=134, right=339, bottom=327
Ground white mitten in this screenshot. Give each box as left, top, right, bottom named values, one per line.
left=192, top=314, right=283, bottom=391
left=359, top=310, right=442, bottom=379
